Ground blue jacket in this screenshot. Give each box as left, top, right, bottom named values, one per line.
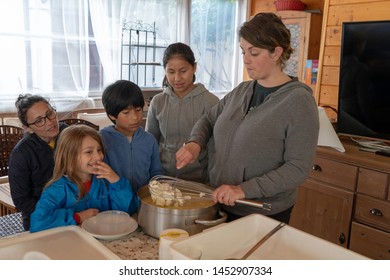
left=30, top=175, right=139, bottom=233
left=100, top=126, right=163, bottom=193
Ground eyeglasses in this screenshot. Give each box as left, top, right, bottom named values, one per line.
left=27, top=110, right=57, bottom=127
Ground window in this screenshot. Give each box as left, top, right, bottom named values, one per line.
left=0, top=0, right=246, bottom=110
left=190, top=0, right=241, bottom=96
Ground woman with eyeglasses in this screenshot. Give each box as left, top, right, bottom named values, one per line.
left=8, top=94, right=68, bottom=231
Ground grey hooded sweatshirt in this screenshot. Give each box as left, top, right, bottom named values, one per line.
left=146, top=83, right=219, bottom=182
left=188, top=78, right=319, bottom=216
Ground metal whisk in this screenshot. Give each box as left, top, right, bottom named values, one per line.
left=148, top=175, right=272, bottom=211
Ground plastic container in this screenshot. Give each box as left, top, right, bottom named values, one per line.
left=158, top=228, right=189, bottom=260
left=170, top=214, right=369, bottom=260
left=0, top=226, right=120, bottom=260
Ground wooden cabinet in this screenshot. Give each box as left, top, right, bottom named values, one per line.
left=290, top=157, right=356, bottom=247
left=290, top=139, right=390, bottom=259
left=349, top=168, right=390, bottom=259
left=276, top=11, right=313, bottom=82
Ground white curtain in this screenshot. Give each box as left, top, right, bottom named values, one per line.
left=190, top=0, right=246, bottom=94
left=61, top=0, right=90, bottom=95
left=89, top=0, right=131, bottom=85
left=0, top=0, right=26, bottom=102
left=0, top=0, right=244, bottom=110
left=177, top=0, right=190, bottom=43
left=233, top=0, right=247, bottom=87
left=89, top=0, right=177, bottom=88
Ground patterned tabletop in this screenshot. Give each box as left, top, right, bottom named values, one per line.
left=0, top=212, right=25, bottom=238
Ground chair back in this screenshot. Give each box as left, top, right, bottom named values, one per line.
left=0, top=125, right=25, bottom=177
left=2, top=117, right=23, bottom=128
left=60, top=118, right=99, bottom=131
left=70, top=107, right=105, bottom=118
left=77, top=113, right=112, bottom=129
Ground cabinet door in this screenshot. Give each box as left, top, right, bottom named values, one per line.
left=290, top=179, right=354, bottom=247
left=278, top=11, right=310, bottom=81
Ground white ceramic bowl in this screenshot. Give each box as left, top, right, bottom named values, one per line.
left=82, top=210, right=138, bottom=240
left=95, top=210, right=131, bottom=235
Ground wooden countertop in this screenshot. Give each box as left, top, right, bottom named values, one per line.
left=317, top=137, right=390, bottom=173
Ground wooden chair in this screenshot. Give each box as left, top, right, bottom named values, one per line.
left=60, top=118, right=99, bottom=131
left=2, top=117, right=23, bottom=128
left=70, top=107, right=106, bottom=119
left=77, top=112, right=112, bottom=129
left=0, top=182, right=18, bottom=216
left=0, top=125, right=25, bottom=177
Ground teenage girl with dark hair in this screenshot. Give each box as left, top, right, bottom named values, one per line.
left=146, top=42, right=219, bottom=183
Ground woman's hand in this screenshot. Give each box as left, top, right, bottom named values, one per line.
left=92, top=161, right=120, bottom=183
left=176, top=142, right=201, bottom=169
left=77, top=208, right=99, bottom=223
left=212, top=184, right=245, bottom=206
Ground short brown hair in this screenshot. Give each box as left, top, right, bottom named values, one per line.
left=239, top=13, right=293, bottom=68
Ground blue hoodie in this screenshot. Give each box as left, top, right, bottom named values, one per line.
left=100, top=126, right=163, bottom=193
left=30, top=175, right=138, bottom=232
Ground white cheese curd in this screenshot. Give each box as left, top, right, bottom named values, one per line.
left=149, top=180, right=191, bottom=207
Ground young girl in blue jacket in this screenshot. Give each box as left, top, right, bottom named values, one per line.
left=30, top=125, right=139, bottom=233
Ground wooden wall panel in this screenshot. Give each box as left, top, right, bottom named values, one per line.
left=324, top=26, right=342, bottom=46
left=250, top=0, right=325, bottom=15
left=327, top=2, right=390, bottom=26
left=250, top=0, right=275, bottom=13
left=323, top=46, right=340, bottom=66
left=330, top=0, right=381, bottom=4
left=319, top=85, right=339, bottom=106
left=320, top=66, right=339, bottom=85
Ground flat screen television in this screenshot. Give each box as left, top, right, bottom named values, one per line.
left=337, top=20, right=390, bottom=142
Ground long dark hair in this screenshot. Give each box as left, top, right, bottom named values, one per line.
left=162, top=42, right=196, bottom=88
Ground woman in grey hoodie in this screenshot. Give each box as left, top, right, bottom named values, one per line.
left=146, top=43, right=219, bottom=183
left=176, top=13, right=319, bottom=224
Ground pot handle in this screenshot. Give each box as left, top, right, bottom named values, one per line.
left=194, top=210, right=227, bottom=226
left=235, top=199, right=272, bottom=211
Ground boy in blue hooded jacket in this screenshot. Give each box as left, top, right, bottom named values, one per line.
left=100, top=80, right=163, bottom=193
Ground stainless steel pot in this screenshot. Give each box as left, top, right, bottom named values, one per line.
left=137, top=185, right=227, bottom=238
